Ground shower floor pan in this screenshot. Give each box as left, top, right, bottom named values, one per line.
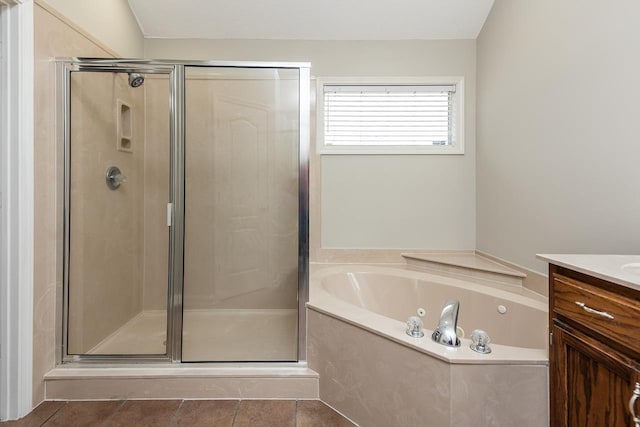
left=87, top=308, right=298, bottom=361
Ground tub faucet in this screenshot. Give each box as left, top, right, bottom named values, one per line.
left=432, top=299, right=461, bottom=347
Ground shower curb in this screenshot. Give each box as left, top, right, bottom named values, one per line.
left=44, top=366, right=319, bottom=400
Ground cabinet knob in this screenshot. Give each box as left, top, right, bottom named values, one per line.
left=628, top=382, right=640, bottom=427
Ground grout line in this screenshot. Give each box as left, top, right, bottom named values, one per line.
left=37, top=401, right=68, bottom=426
left=100, top=400, right=126, bottom=427
left=294, top=400, right=299, bottom=427
left=47, top=402, right=66, bottom=423
left=319, top=399, right=359, bottom=426
left=167, top=399, right=185, bottom=427
left=230, top=400, right=240, bottom=426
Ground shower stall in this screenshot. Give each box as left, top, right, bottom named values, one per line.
left=58, top=59, right=310, bottom=363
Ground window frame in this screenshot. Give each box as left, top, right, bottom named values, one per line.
left=316, top=76, right=465, bottom=155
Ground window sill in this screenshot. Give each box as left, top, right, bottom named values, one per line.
left=318, top=145, right=465, bottom=155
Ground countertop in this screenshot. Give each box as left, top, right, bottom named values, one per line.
left=537, top=254, right=640, bottom=292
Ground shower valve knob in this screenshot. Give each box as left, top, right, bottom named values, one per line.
left=106, top=166, right=127, bottom=190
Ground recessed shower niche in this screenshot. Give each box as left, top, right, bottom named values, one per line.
left=117, top=100, right=133, bottom=152
left=60, top=59, right=310, bottom=363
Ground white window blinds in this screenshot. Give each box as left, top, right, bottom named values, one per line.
left=323, top=84, right=456, bottom=147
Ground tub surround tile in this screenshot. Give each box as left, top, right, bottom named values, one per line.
left=403, top=252, right=525, bottom=286
left=308, top=307, right=548, bottom=427
left=404, top=252, right=525, bottom=277
left=450, top=364, right=548, bottom=427
left=477, top=250, right=548, bottom=297
left=311, top=248, right=471, bottom=264
left=312, top=248, right=409, bottom=264
left=233, top=400, right=296, bottom=427
left=308, top=310, right=450, bottom=427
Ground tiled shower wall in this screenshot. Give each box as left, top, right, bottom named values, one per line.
left=67, top=72, right=145, bottom=353
left=139, top=73, right=301, bottom=312
left=181, top=75, right=299, bottom=310
left=33, top=1, right=117, bottom=403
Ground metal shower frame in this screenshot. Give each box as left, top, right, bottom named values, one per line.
left=56, top=58, right=310, bottom=364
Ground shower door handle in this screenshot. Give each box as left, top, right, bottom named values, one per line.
left=167, top=203, right=173, bottom=227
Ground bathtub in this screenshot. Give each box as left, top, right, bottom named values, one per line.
left=307, top=264, right=549, bottom=427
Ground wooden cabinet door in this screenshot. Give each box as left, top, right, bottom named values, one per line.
left=552, top=322, right=640, bottom=427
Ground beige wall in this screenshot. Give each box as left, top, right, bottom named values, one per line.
left=40, top=0, right=143, bottom=57
left=144, top=39, right=478, bottom=252
left=33, top=2, right=117, bottom=404
left=476, top=0, right=640, bottom=273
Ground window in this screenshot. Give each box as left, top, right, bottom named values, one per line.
left=317, top=77, right=464, bottom=154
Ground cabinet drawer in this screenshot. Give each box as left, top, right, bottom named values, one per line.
left=552, top=273, right=640, bottom=353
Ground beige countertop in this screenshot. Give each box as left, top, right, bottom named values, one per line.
left=537, top=254, right=640, bottom=292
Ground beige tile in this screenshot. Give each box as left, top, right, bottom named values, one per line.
left=476, top=250, right=549, bottom=296
left=308, top=306, right=548, bottom=427
left=66, top=71, right=147, bottom=354
left=45, top=377, right=318, bottom=400
left=182, top=76, right=299, bottom=313
left=141, top=76, right=170, bottom=311
left=450, top=364, right=548, bottom=427
left=33, top=1, right=117, bottom=404
left=307, top=310, right=451, bottom=427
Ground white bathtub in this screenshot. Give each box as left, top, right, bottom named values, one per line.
left=307, top=264, right=549, bottom=427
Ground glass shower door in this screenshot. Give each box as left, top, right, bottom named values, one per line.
left=65, top=68, right=171, bottom=357
left=182, top=66, right=300, bottom=361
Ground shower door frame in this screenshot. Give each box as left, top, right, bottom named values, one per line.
left=57, top=59, right=310, bottom=364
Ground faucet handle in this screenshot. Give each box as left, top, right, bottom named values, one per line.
left=406, top=316, right=424, bottom=338
left=470, top=329, right=492, bottom=354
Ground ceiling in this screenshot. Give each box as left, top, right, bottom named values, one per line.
left=127, top=0, right=495, bottom=41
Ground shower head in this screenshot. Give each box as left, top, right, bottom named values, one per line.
left=128, top=73, right=144, bottom=88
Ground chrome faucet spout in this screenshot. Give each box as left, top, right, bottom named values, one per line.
left=432, top=299, right=461, bottom=347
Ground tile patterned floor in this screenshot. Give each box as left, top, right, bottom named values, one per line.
left=0, top=400, right=356, bottom=427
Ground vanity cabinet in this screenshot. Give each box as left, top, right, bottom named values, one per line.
left=549, top=264, right=640, bottom=427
